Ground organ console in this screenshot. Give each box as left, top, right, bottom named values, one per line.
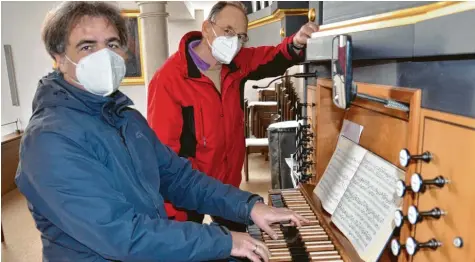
left=244, top=1, right=475, bottom=261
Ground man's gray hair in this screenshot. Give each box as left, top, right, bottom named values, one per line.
left=42, top=1, right=128, bottom=59
left=207, top=1, right=248, bottom=22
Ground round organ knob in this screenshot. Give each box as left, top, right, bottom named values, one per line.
left=407, top=205, right=445, bottom=225
left=411, top=173, right=449, bottom=193
left=394, top=209, right=407, bottom=228
left=406, top=237, right=442, bottom=256
left=396, top=179, right=411, bottom=197
left=391, top=239, right=405, bottom=256
left=399, top=148, right=432, bottom=167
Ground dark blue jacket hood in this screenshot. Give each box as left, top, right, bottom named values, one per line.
left=32, top=71, right=133, bottom=126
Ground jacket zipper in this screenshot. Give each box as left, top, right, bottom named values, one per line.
left=186, top=69, right=235, bottom=149
left=200, top=107, right=206, bottom=147
left=118, top=126, right=162, bottom=216
left=118, top=128, right=132, bottom=159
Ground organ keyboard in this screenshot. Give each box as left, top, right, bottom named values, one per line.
left=245, top=185, right=365, bottom=262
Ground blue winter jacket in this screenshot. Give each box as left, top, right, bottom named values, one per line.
left=15, top=72, right=262, bottom=261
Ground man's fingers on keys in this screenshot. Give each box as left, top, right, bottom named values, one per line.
left=245, top=240, right=265, bottom=262
left=247, top=251, right=262, bottom=262
left=253, top=239, right=271, bottom=261
left=261, top=223, right=278, bottom=240
left=288, top=214, right=303, bottom=228
left=252, top=244, right=269, bottom=262
left=295, top=212, right=310, bottom=224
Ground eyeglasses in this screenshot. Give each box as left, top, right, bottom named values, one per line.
left=210, top=21, right=249, bottom=43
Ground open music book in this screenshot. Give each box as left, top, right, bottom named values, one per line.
left=314, top=136, right=404, bottom=262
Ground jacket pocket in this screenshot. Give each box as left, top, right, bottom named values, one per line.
left=178, top=106, right=197, bottom=158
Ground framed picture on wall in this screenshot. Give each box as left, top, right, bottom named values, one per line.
left=121, top=9, right=144, bottom=86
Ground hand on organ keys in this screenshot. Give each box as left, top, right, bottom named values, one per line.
left=246, top=192, right=343, bottom=262
left=230, top=231, right=271, bottom=262
left=250, top=203, right=311, bottom=240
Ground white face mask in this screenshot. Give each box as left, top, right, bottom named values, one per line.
left=65, top=48, right=126, bottom=96
left=207, top=25, right=241, bottom=64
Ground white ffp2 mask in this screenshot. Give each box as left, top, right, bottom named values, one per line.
left=207, top=26, right=241, bottom=64
left=66, top=48, right=126, bottom=96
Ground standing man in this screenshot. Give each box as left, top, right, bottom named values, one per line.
left=147, top=1, right=319, bottom=229
left=15, top=2, right=308, bottom=262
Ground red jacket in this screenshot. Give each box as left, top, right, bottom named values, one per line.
left=147, top=31, right=304, bottom=220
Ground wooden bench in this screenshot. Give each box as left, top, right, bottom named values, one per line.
left=244, top=100, right=278, bottom=181
left=258, top=89, right=277, bottom=101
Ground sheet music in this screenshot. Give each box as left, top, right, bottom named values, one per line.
left=314, top=136, right=367, bottom=214
left=340, top=119, right=364, bottom=144
left=331, top=152, right=405, bottom=261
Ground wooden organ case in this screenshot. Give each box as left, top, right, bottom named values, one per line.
left=244, top=1, right=475, bottom=262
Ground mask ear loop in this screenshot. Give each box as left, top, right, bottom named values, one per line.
left=63, top=55, right=82, bottom=86
left=206, top=22, right=219, bottom=47
left=205, top=22, right=225, bottom=65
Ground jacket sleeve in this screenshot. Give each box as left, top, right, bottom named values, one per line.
left=238, top=34, right=305, bottom=81
left=154, top=136, right=263, bottom=225
left=147, top=73, right=182, bottom=154
left=16, top=132, right=233, bottom=262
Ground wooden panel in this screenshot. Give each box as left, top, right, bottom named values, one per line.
left=313, top=84, right=345, bottom=181
left=312, top=78, right=421, bottom=181
left=2, top=133, right=22, bottom=196
left=411, top=109, right=475, bottom=262
left=346, top=106, right=408, bottom=166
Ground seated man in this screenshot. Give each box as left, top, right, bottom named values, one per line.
left=15, top=2, right=307, bottom=262
left=147, top=1, right=319, bottom=229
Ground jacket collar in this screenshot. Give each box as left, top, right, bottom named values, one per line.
left=36, top=71, right=134, bottom=127
left=178, top=31, right=239, bottom=78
